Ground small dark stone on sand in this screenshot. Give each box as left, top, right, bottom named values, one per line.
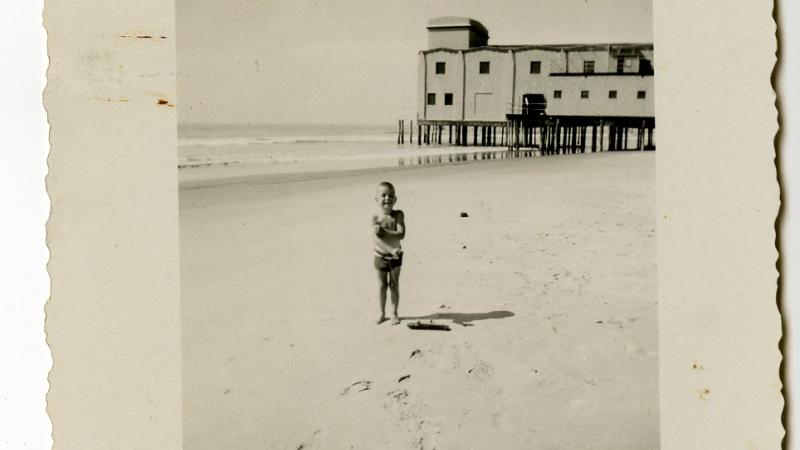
left=460, top=212, right=469, bottom=217
left=398, top=374, right=410, bottom=382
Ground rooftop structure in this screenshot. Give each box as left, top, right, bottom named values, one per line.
left=427, top=16, right=489, bottom=50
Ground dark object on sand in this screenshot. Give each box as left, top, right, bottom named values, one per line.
left=407, top=321, right=451, bottom=331
left=460, top=212, right=469, bottom=217
left=398, top=374, right=411, bottom=382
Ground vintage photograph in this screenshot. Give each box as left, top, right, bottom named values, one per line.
left=177, top=1, right=657, bottom=448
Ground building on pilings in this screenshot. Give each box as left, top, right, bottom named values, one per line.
left=413, top=16, right=655, bottom=152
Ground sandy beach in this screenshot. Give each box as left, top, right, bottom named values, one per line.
left=180, top=152, right=657, bottom=450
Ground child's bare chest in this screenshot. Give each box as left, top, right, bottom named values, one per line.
left=376, top=213, right=397, bottom=230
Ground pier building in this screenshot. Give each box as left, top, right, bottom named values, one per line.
left=405, top=16, right=655, bottom=152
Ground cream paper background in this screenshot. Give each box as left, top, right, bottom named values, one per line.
left=653, top=0, right=782, bottom=446
left=42, top=1, right=781, bottom=449
left=43, top=1, right=182, bottom=449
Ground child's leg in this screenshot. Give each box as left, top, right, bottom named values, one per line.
left=388, top=266, right=402, bottom=324
left=376, top=270, right=389, bottom=324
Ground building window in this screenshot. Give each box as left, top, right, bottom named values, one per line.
left=444, top=93, right=453, bottom=105
left=435, top=62, right=446, bottom=74
left=609, top=90, right=617, bottom=99
left=581, top=90, right=589, bottom=99
left=637, top=90, right=647, bottom=99
left=427, top=93, right=436, bottom=105
left=479, top=61, right=490, bottom=74
left=639, top=57, right=653, bottom=75
left=553, top=90, right=562, bottom=99
left=583, top=61, right=595, bottom=74
left=530, top=61, right=541, bottom=74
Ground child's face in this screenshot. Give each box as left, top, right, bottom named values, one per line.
left=375, top=185, right=397, bottom=212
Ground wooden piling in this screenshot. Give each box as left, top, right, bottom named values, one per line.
left=556, top=123, right=562, bottom=153
left=543, top=123, right=549, bottom=154
left=613, top=125, right=617, bottom=150
left=580, top=126, right=586, bottom=153
left=570, top=126, right=575, bottom=153
left=639, top=120, right=645, bottom=151
left=573, top=126, right=579, bottom=153
left=602, top=122, right=607, bottom=152
left=623, top=126, right=628, bottom=150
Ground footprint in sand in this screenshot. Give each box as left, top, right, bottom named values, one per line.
left=413, top=420, right=440, bottom=450
left=383, top=388, right=417, bottom=421
left=466, top=359, right=494, bottom=381
left=294, top=429, right=322, bottom=450
left=387, top=388, right=409, bottom=403
left=340, top=380, right=372, bottom=395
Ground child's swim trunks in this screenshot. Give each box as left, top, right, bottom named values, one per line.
left=374, top=254, right=403, bottom=272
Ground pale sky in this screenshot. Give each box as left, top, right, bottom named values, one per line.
left=177, top=0, right=652, bottom=125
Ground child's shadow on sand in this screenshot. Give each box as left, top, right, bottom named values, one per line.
left=404, top=310, right=514, bottom=327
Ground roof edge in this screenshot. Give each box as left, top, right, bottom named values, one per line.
left=421, top=43, right=654, bottom=55
left=427, top=16, right=489, bottom=37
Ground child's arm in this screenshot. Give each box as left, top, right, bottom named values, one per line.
left=372, top=214, right=390, bottom=238
left=378, top=211, right=405, bottom=239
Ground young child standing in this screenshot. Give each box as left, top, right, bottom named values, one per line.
left=372, top=182, right=405, bottom=325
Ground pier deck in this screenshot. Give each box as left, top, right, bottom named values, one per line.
left=398, top=115, right=655, bottom=152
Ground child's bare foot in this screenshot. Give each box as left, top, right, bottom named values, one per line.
left=391, top=315, right=401, bottom=325
left=377, top=316, right=388, bottom=325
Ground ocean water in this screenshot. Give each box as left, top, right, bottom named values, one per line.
left=178, top=123, right=520, bottom=174
left=180, top=123, right=401, bottom=166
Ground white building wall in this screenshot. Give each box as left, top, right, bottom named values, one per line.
left=463, top=50, right=511, bottom=120
left=513, top=49, right=559, bottom=113
left=423, top=51, right=464, bottom=120
left=428, top=29, right=471, bottom=50
left=417, top=52, right=426, bottom=119
left=545, top=75, right=654, bottom=117
left=419, top=46, right=655, bottom=121
left=567, top=50, right=613, bottom=73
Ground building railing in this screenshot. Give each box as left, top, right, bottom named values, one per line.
left=549, top=69, right=654, bottom=77
left=506, top=103, right=547, bottom=116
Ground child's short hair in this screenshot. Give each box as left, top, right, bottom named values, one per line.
left=378, top=181, right=395, bottom=192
